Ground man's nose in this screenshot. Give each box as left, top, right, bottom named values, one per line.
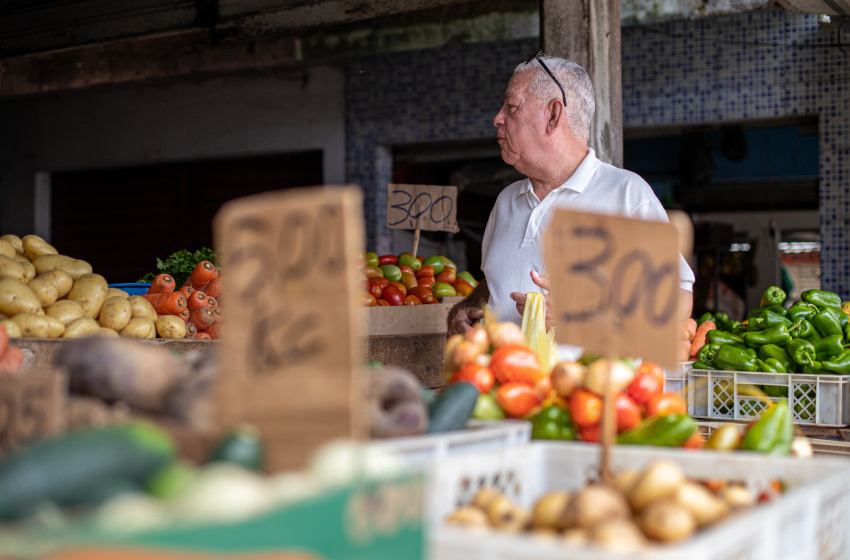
left=493, top=108, right=505, bottom=127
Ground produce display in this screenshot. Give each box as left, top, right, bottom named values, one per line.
left=692, top=286, right=850, bottom=375
left=445, top=458, right=778, bottom=551
left=357, top=251, right=479, bottom=306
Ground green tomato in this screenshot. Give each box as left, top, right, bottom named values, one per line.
left=457, top=270, right=479, bottom=288
left=423, top=255, right=444, bottom=275
left=364, top=252, right=379, bottom=268
left=431, top=282, right=456, bottom=301
left=398, top=253, right=422, bottom=272
left=441, top=255, right=457, bottom=270
left=473, top=393, right=505, bottom=420
left=380, top=264, right=402, bottom=282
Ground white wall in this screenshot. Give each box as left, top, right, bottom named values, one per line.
left=0, top=65, right=346, bottom=237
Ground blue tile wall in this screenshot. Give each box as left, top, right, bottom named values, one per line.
left=347, top=8, right=850, bottom=294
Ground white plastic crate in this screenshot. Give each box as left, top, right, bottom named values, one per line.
left=663, top=361, right=691, bottom=402
left=689, top=367, right=850, bottom=426
left=368, top=419, right=531, bottom=465
left=428, top=441, right=850, bottom=560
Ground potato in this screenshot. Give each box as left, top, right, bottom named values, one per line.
left=68, top=274, right=109, bottom=319
left=639, top=499, right=697, bottom=543
left=445, top=506, right=490, bottom=528
left=470, top=488, right=503, bottom=511
left=21, top=235, right=58, bottom=261
left=155, top=315, right=187, bottom=339
left=32, top=254, right=93, bottom=280
left=128, top=295, right=158, bottom=322
left=98, top=296, right=132, bottom=331
left=0, top=240, right=15, bottom=259
left=37, top=269, right=74, bottom=299
left=589, top=518, right=648, bottom=552
left=674, top=482, right=729, bottom=527
left=19, top=261, right=36, bottom=282
left=0, top=319, right=21, bottom=338
left=120, top=317, right=156, bottom=339
left=0, top=255, right=27, bottom=282
left=11, top=313, right=51, bottom=338
left=106, top=288, right=130, bottom=299
left=532, top=491, right=570, bottom=530
left=62, top=317, right=101, bottom=338
left=562, top=484, right=630, bottom=530
left=27, top=277, right=59, bottom=307
left=12, top=253, right=31, bottom=265
left=0, top=235, right=23, bottom=255
left=97, top=327, right=120, bottom=338
left=0, top=278, right=42, bottom=316
left=46, top=300, right=84, bottom=325
left=43, top=315, right=66, bottom=338
left=628, top=460, right=686, bottom=512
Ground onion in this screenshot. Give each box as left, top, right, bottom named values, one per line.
left=583, top=359, right=634, bottom=396
left=464, top=326, right=490, bottom=353
left=487, top=322, right=524, bottom=348
left=550, top=361, right=585, bottom=399
left=169, top=463, right=272, bottom=524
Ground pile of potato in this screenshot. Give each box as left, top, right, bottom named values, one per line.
left=446, top=459, right=758, bottom=553
left=0, top=234, right=186, bottom=340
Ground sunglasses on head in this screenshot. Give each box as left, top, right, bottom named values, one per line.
left=525, top=50, right=567, bottom=108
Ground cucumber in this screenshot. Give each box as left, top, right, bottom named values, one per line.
left=208, top=423, right=264, bottom=471
left=426, top=382, right=479, bottom=434
left=0, top=421, right=174, bottom=520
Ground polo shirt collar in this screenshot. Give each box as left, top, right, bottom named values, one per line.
left=517, top=148, right=599, bottom=198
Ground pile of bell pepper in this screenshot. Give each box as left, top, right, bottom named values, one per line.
left=694, top=287, right=850, bottom=375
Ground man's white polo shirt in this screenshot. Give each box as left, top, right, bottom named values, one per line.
left=481, top=148, right=695, bottom=325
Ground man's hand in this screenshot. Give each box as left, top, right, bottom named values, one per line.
left=510, top=271, right=554, bottom=329
left=446, top=279, right=490, bottom=336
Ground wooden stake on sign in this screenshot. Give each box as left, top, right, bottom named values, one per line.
left=213, top=185, right=365, bottom=472
left=412, top=229, right=421, bottom=258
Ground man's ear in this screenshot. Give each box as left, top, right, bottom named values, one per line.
left=547, top=99, right=564, bottom=133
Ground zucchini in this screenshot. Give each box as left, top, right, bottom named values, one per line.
left=0, top=421, right=174, bottom=520
left=426, top=382, right=479, bottom=434
left=208, top=423, right=264, bottom=471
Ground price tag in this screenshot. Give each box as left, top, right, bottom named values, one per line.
left=214, top=186, right=365, bottom=471
left=0, top=372, right=66, bottom=458
left=386, top=184, right=459, bottom=233
left=543, top=210, right=682, bottom=368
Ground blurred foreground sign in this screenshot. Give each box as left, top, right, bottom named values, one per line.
left=215, top=186, right=365, bottom=471
left=544, top=210, right=681, bottom=368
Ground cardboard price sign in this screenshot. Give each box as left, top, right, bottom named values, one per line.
left=0, top=372, right=66, bottom=458
left=386, top=184, right=459, bottom=233
left=214, top=186, right=365, bottom=471
left=544, top=209, right=681, bottom=368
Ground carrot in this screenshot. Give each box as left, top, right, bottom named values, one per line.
left=142, top=293, right=187, bottom=315
left=178, top=308, right=190, bottom=322
left=178, top=285, right=194, bottom=298
left=202, top=278, right=222, bottom=299
left=0, top=325, right=8, bottom=360
left=186, top=291, right=208, bottom=311
left=205, top=323, right=222, bottom=339
left=147, top=274, right=175, bottom=295
left=684, top=318, right=698, bottom=341
left=188, top=307, right=215, bottom=331
left=0, top=347, right=23, bottom=375
left=189, top=261, right=218, bottom=288
left=206, top=297, right=218, bottom=310
left=689, top=320, right=716, bottom=359
left=185, top=322, right=198, bottom=337
left=195, top=332, right=212, bottom=340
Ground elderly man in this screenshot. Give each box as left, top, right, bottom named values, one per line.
left=447, top=53, right=695, bottom=335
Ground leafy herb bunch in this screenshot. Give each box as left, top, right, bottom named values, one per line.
left=138, top=248, right=218, bottom=287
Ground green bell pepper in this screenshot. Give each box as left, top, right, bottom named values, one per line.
left=758, top=344, right=795, bottom=372
left=731, top=324, right=748, bottom=337
left=822, top=349, right=850, bottom=374
left=812, top=334, right=848, bottom=361
left=713, top=311, right=730, bottom=330
left=787, top=302, right=818, bottom=322
left=697, top=312, right=715, bottom=326
left=739, top=400, right=793, bottom=455
left=762, top=384, right=789, bottom=398
left=760, top=286, right=787, bottom=308
left=748, top=310, right=792, bottom=332
left=530, top=406, right=575, bottom=440
left=716, top=344, right=758, bottom=371
left=744, top=347, right=758, bottom=358
left=789, top=319, right=821, bottom=342
left=755, top=358, right=777, bottom=373
left=811, top=307, right=844, bottom=338
left=616, top=414, right=697, bottom=447
left=802, top=289, right=842, bottom=310
left=725, top=320, right=741, bottom=332
left=787, top=338, right=817, bottom=366
left=839, top=309, right=849, bottom=331
left=706, top=330, right=744, bottom=346
left=764, top=358, right=787, bottom=373
left=697, top=343, right=722, bottom=368
left=803, top=360, right=824, bottom=374
left=692, top=361, right=718, bottom=370
left=743, top=324, right=792, bottom=349
left=749, top=305, right=787, bottom=319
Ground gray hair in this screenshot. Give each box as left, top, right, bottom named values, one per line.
left=513, top=56, right=595, bottom=139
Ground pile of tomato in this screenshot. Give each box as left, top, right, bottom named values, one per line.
left=357, top=251, right=479, bottom=307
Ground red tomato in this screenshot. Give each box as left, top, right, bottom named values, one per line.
left=399, top=265, right=414, bottom=275
left=415, top=265, right=435, bottom=279
left=382, top=284, right=406, bottom=306
left=420, top=292, right=439, bottom=304
left=376, top=299, right=390, bottom=306
left=378, top=255, right=398, bottom=266
left=400, top=272, right=418, bottom=291
left=578, top=423, right=601, bottom=443
left=626, top=372, right=662, bottom=407
left=390, top=281, right=408, bottom=297
left=616, top=393, right=642, bottom=432
left=409, top=286, right=433, bottom=301
left=646, top=392, right=686, bottom=417
left=454, top=278, right=473, bottom=290
left=570, top=389, right=603, bottom=428
left=416, top=256, right=424, bottom=262
left=451, top=363, right=495, bottom=393
left=370, top=277, right=390, bottom=289
left=683, top=431, right=704, bottom=449
left=637, top=362, right=664, bottom=387
left=454, top=283, right=474, bottom=297
left=496, top=383, right=542, bottom=417
left=367, top=281, right=383, bottom=300
left=359, top=291, right=377, bottom=307
left=435, top=268, right=457, bottom=284
left=417, top=276, right=435, bottom=289
left=535, top=374, right=554, bottom=399
left=405, top=295, right=422, bottom=306
left=489, top=344, right=543, bottom=385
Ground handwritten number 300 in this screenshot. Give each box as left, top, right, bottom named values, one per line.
left=389, top=190, right=453, bottom=226
left=562, top=226, right=677, bottom=329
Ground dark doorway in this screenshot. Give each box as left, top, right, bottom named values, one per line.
left=51, top=151, right=323, bottom=283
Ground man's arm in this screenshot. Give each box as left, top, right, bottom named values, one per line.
left=446, top=279, right=489, bottom=336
